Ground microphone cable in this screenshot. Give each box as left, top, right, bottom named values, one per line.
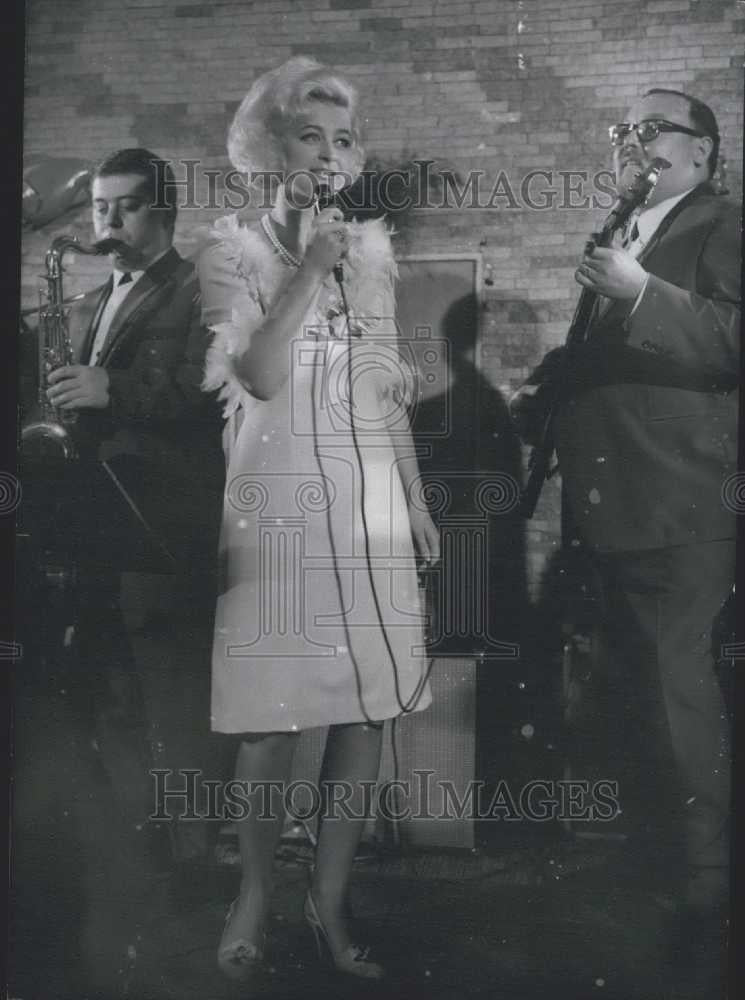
left=310, top=194, right=437, bottom=849
left=314, top=195, right=434, bottom=714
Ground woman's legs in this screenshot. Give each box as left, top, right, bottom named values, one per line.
left=220, top=731, right=299, bottom=952
left=309, top=721, right=384, bottom=955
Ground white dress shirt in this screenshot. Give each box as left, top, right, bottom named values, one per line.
left=88, top=268, right=145, bottom=365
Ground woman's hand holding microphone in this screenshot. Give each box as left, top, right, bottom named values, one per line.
left=303, top=207, right=349, bottom=280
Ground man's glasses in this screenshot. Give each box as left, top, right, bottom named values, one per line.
left=609, top=119, right=706, bottom=146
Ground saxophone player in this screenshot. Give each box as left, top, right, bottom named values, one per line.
left=16, top=147, right=223, bottom=992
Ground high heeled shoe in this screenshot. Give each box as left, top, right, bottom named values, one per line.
left=303, top=891, right=385, bottom=980
left=217, top=898, right=265, bottom=982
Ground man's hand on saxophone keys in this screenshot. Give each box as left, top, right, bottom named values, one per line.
left=47, top=365, right=111, bottom=409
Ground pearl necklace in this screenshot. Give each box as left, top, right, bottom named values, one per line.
left=261, top=215, right=301, bottom=268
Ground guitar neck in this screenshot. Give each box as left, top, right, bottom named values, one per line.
left=565, top=285, right=599, bottom=347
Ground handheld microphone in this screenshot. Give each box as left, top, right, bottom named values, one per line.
left=315, top=179, right=339, bottom=213
left=314, top=179, right=345, bottom=284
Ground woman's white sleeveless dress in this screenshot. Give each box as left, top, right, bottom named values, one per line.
left=199, top=215, right=431, bottom=732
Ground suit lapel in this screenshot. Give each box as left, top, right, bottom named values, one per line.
left=636, top=183, right=712, bottom=268
left=590, top=184, right=713, bottom=337
left=97, top=248, right=181, bottom=366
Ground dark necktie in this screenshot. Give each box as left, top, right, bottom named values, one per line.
left=118, top=271, right=133, bottom=286
left=593, top=222, right=639, bottom=326
left=621, top=219, right=640, bottom=250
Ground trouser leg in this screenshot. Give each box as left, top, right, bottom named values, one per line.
left=75, top=568, right=154, bottom=840
left=652, top=542, right=732, bottom=889
left=597, top=542, right=732, bottom=903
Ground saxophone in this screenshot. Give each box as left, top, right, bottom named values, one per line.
left=21, top=234, right=120, bottom=461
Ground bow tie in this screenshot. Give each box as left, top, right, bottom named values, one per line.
left=117, top=271, right=133, bottom=286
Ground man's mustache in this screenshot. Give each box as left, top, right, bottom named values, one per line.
left=619, top=151, right=645, bottom=166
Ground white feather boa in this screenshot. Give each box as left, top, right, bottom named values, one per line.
left=200, top=214, right=399, bottom=418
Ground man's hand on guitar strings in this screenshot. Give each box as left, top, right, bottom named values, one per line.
left=575, top=247, right=647, bottom=301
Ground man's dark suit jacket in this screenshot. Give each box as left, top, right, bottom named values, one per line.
left=526, top=183, right=740, bottom=553
left=64, top=246, right=224, bottom=570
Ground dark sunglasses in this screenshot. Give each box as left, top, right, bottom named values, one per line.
left=609, top=119, right=706, bottom=146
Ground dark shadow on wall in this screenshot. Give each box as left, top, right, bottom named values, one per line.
left=414, top=291, right=527, bottom=653
left=401, top=283, right=563, bottom=848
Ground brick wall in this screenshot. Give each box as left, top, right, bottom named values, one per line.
left=22, top=0, right=744, bottom=592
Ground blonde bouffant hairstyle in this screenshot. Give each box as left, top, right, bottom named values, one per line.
left=227, top=56, right=364, bottom=180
